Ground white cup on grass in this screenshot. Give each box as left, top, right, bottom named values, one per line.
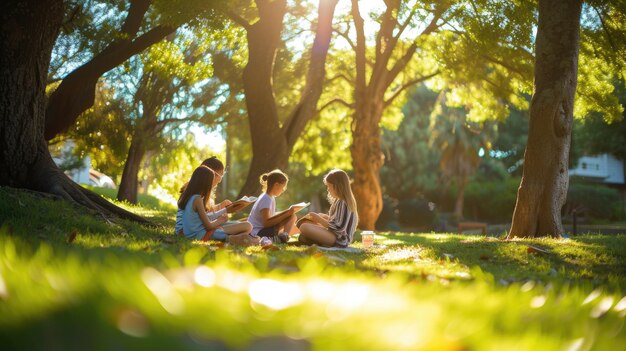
left=361, top=231, right=375, bottom=249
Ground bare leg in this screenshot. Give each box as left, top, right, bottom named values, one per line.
left=298, top=223, right=336, bottom=247
left=285, top=214, right=298, bottom=235
left=222, top=222, right=252, bottom=235
left=276, top=214, right=298, bottom=235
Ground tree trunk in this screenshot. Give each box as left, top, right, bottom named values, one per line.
left=283, top=0, right=339, bottom=148
left=237, top=0, right=337, bottom=197
left=238, top=0, right=289, bottom=197
left=44, top=0, right=175, bottom=140
left=0, top=0, right=150, bottom=225
left=117, top=134, right=147, bottom=204
left=454, top=175, right=466, bottom=221
left=351, top=100, right=385, bottom=230
left=508, top=0, right=582, bottom=238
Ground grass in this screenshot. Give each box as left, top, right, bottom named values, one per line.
left=0, top=186, right=625, bottom=350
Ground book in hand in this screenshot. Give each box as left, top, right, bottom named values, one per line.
left=268, top=202, right=310, bottom=221
left=225, top=196, right=258, bottom=212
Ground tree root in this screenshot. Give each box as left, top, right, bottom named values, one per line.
left=33, top=158, right=155, bottom=227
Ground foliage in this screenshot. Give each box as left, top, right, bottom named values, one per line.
left=464, top=177, right=521, bottom=223
left=50, top=83, right=132, bottom=182
left=1, top=187, right=626, bottom=350
left=488, top=107, right=529, bottom=176
left=574, top=80, right=626, bottom=160
left=564, top=181, right=622, bottom=221
left=576, top=2, right=626, bottom=122
left=380, top=85, right=440, bottom=200
left=397, top=198, right=436, bottom=229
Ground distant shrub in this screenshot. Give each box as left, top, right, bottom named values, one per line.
left=376, top=196, right=398, bottom=230
left=564, top=182, right=621, bottom=221
left=397, top=198, right=436, bottom=229
left=464, top=178, right=520, bottom=222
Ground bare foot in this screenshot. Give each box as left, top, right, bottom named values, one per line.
left=228, top=234, right=260, bottom=246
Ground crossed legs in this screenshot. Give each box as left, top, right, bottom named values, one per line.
left=298, top=223, right=336, bottom=247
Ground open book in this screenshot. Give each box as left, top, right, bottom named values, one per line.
left=268, top=202, right=310, bottom=221
left=225, top=196, right=258, bottom=211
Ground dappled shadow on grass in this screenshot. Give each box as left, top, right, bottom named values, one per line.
left=369, top=231, right=626, bottom=292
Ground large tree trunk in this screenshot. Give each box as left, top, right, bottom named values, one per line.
left=0, top=0, right=150, bottom=225
left=238, top=0, right=289, bottom=197
left=44, top=0, right=175, bottom=140
left=117, top=134, right=147, bottom=204
left=347, top=0, right=443, bottom=229
left=236, top=0, right=337, bottom=197
left=508, top=0, right=583, bottom=238
left=351, top=101, right=385, bottom=230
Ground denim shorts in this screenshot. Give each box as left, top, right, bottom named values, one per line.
left=211, top=228, right=228, bottom=241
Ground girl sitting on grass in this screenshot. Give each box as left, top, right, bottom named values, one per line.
left=298, top=169, right=358, bottom=247
left=178, top=166, right=228, bottom=241
left=247, top=169, right=298, bottom=245
left=175, top=157, right=254, bottom=245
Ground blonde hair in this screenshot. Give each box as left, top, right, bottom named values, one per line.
left=324, top=169, right=358, bottom=221
left=259, top=169, right=289, bottom=193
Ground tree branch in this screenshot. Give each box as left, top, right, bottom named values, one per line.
left=384, top=71, right=440, bottom=107
left=121, top=0, right=151, bottom=37
left=327, top=73, right=354, bottom=85
left=480, top=54, right=528, bottom=78
left=384, top=42, right=417, bottom=87
left=318, top=98, right=354, bottom=113
left=351, top=0, right=367, bottom=92
left=227, top=10, right=252, bottom=30
left=392, top=4, right=419, bottom=42
left=333, top=26, right=357, bottom=51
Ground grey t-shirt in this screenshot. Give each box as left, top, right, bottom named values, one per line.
left=247, top=192, right=275, bottom=236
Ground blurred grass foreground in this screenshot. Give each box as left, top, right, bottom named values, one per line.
left=0, top=186, right=625, bottom=351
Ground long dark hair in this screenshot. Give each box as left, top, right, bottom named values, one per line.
left=177, top=166, right=215, bottom=209
left=179, top=156, right=224, bottom=205
left=201, top=156, right=224, bottom=173
left=259, top=169, right=288, bottom=193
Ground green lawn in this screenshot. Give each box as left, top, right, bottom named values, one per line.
left=0, top=186, right=625, bottom=350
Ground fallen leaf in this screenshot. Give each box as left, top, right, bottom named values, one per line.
left=479, top=254, right=491, bottom=261
left=527, top=245, right=550, bottom=255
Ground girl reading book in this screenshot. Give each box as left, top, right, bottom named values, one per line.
left=298, top=169, right=358, bottom=247
left=178, top=166, right=228, bottom=241
left=176, top=157, right=255, bottom=245
left=247, top=169, right=299, bottom=244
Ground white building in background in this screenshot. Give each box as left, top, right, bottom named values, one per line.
left=51, top=140, right=116, bottom=189
left=569, top=154, right=625, bottom=185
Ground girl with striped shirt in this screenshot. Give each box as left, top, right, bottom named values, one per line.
left=298, top=169, right=358, bottom=247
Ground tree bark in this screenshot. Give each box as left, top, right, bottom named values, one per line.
left=237, top=0, right=288, bottom=197
left=44, top=0, right=175, bottom=140
left=454, top=175, right=467, bottom=221
left=508, top=0, right=583, bottom=238
left=117, top=134, right=147, bottom=204
left=348, top=0, right=443, bottom=229
left=0, top=0, right=150, bottom=225
left=236, top=0, right=338, bottom=197
left=351, top=101, right=385, bottom=229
